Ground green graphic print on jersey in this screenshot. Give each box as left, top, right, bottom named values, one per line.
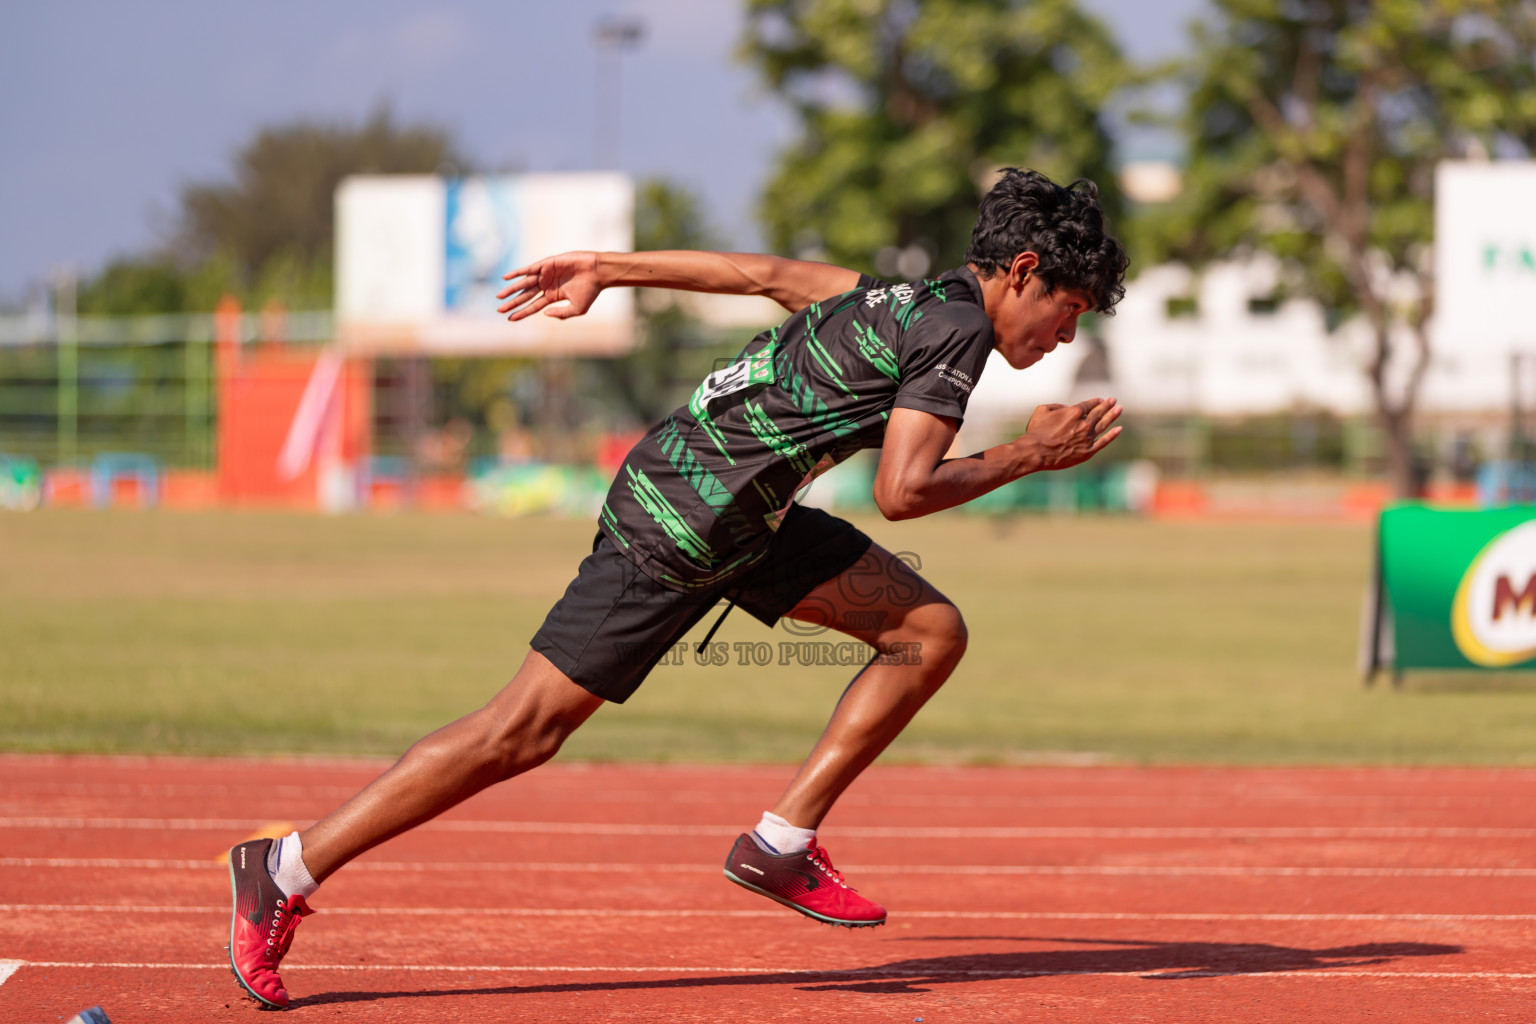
left=853, top=321, right=900, bottom=381
left=624, top=465, right=714, bottom=568
left=743, top=399, right=816, bottom=477
left=602, top=267, right=995, bottom=591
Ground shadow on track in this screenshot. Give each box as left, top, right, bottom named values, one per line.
left=291, top=936, right=1464, bottom=1005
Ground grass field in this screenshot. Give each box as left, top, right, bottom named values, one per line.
left=3, top=507, right=1535, bottom=765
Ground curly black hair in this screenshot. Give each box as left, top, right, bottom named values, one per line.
left=964, top=168, right=1129, bottom=314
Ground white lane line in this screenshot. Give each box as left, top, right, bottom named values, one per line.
left=6, top=960, right=1535, bottom=981
left=915, top=911, right=1536, bottom=922
left=8, top=857, right=1536, bottom=879
left=877, top=865, right=1536, bottom=878
left=3, top=817, right=1535, bottom=840
left=0, top=817, right=296, bottom=831
left=0, top=959, right=22, bottom=988
left=0, top=858, right=217, bottom=869
left=8, top=905, right=1536, bottom=922
left=0, top=783, right=361, bottom=799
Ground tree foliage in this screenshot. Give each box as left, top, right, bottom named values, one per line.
left=76, top=259, right=192, bottom=316
left=611, top=178, right=720, bottom=424
left=78, top=109, right=464, bottom=314
left=742, top=0, right=1126, bottom=274
left=1145, top=0, right=1536, bottom=494
left=178, top=107, right=462, bottom=282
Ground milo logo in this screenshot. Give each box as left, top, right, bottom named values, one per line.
left=1481, top=240, right=1536, bottom=275
left=1452, top=521, right=1536, bottom=667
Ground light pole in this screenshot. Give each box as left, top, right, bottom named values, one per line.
left=54, top=267, right=77, bottom=468
left=591, top=15, right=644, bottom=169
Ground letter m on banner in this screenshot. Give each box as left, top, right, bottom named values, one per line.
left=1494, top=574, right=1536, bottom=621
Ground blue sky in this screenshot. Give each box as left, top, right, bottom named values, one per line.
left=0, top=0, right=1208, bottom=302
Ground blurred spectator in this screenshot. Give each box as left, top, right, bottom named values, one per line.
left=498, top=425, right=536, bottom=465
left=414, top=417, right=473, bottom=472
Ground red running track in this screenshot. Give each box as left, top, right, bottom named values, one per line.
left=3, top=754, right=1536, bottom=1022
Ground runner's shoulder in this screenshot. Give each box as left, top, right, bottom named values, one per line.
left=908, top=286, right=993, bottom=351
left=863, top=270, right=989, bottom=328
left=916, top=290, right=991, bottom=333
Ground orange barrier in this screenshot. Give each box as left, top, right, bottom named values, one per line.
left=42, top=469, right=88, bottom=507
left=162, top=471, right=220, bottom=510
left=1148, top=481, right=1209, bottom=518
left=1153, top=479, right=1476, bottom=522
left=416, top=474, right=468, bottom=512
left=215, top=297, right=371, bottom=509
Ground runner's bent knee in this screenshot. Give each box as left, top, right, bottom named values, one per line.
left=878, top=599, right=967, bottom=668
left=477, top=702, right=586, bottom=778
left=468, top=651, right=604, bottom=779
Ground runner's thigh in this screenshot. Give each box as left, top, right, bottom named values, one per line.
left=782, top=542, right=959, bottom=648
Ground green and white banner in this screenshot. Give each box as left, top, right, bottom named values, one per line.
left=1371, top=505, right=1536, bottom=674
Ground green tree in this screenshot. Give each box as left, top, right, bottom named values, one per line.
left=77, top=109, right=464, bottom=314
left=178, top=107, right=462, bottom=289
left=1147, top=0, right=1536, bottom=495
left=75, top=259, right=189, bottom=316
left=604, top=178, right=719, bottom=424
left=742, top=0, right=1126, bottom=274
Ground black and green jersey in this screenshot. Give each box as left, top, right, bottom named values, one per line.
left=599, top=266, right=995, bottom=591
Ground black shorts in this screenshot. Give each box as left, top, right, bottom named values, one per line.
left=530, top=504, right=874, bottom=703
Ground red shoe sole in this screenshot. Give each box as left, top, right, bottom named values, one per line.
left=724, top=868, right=887, bottom=928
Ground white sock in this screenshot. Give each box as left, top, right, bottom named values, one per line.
left=752, top=811, right=816, bottom=854
left=265, top=831, right=320, bottom=900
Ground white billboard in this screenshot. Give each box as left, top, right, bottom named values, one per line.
left=335, top=173, right=635, bottom=356
left=1436, top=161, right=1536, bottom=350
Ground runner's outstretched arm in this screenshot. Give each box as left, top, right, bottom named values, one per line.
left=874, top=400, right=1124, bottom=520
left=496, top=250, right=861, bottom=320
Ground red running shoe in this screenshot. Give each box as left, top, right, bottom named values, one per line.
left=723, top=832, right=886, bottom=927
left=227, top=838, right=314, bottom=1009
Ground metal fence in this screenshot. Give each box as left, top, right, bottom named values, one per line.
left=0, top=311, right=331, bottom=470
left=0, top=309, right=1460, bottom=492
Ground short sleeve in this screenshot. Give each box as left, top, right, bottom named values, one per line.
left=891, top=303, right=994, bottom=423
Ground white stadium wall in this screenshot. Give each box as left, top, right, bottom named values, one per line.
left=964, top=160, right=1536, bottom=437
